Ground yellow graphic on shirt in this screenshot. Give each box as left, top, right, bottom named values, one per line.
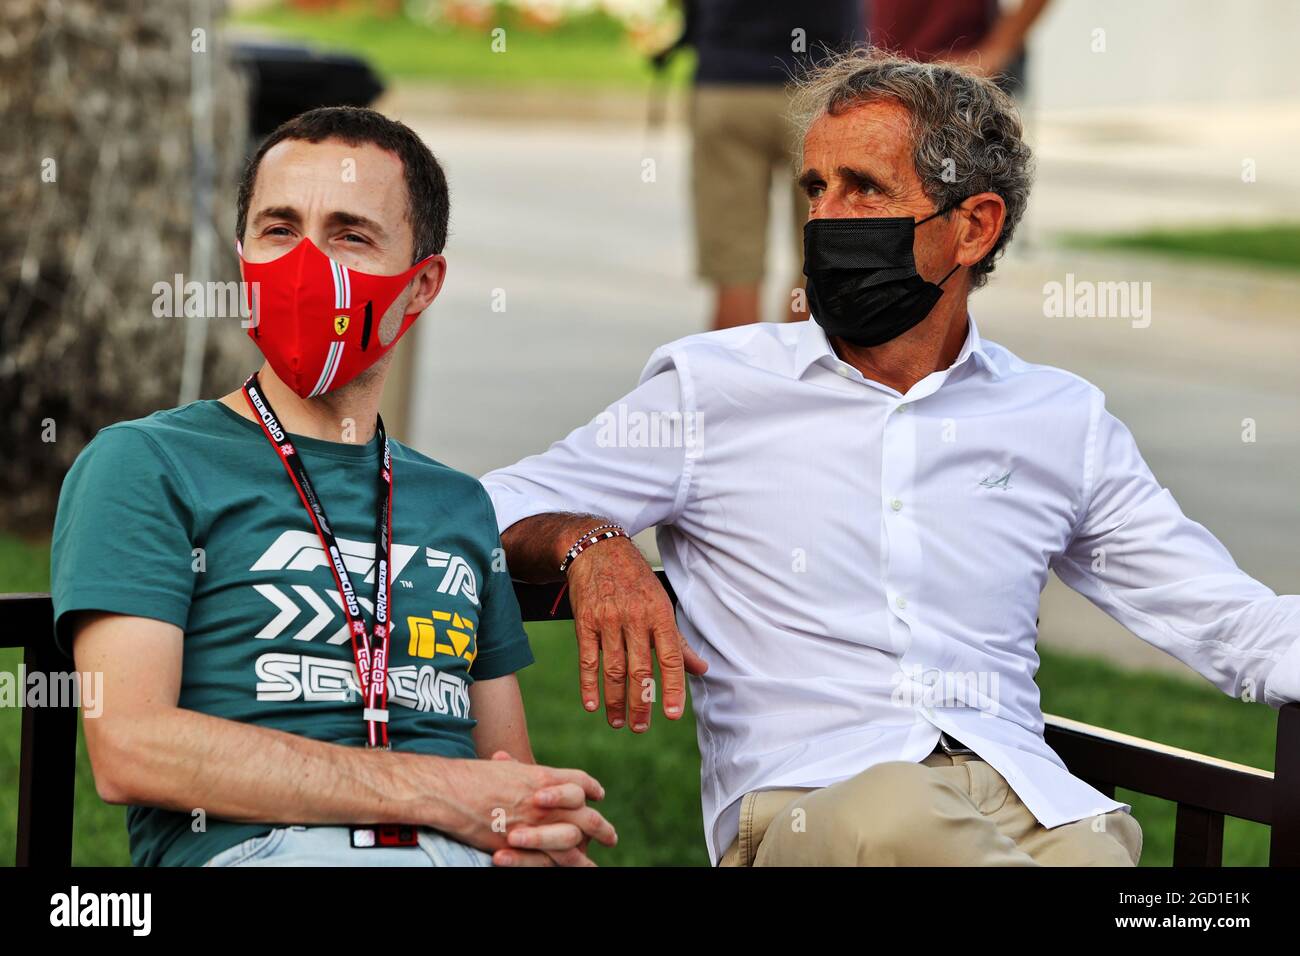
left=334, top=314, right=349, bottom=336
left=407, top=610, right=477, bottom=667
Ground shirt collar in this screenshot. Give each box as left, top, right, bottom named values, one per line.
left=793, top=315, right=1000, bottom=383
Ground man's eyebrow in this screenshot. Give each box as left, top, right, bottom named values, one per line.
left=836, top=165, right=891, bottom=194
left=325, top=210, right=388, bottom=240
left=251, top=205, right=302, bottom=227
left=797, top=168, right=824, bottom=191
left=249, top=206, right=389, bottom=241
left=796, top=166, right=892, bottom=195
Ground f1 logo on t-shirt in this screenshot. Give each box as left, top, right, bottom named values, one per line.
left=251, top=529, right=418, bottom=582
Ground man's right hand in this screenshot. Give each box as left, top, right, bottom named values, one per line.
left=498, top=513, right=710, bottom=733
left=565, top=534, right=709, bottom=732
left=437, top=753, right=616, bottom=866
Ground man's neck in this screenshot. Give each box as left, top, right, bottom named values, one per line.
left=219, top=360, right=388, bottom=445
left=831, top=298, right=969, bottom=395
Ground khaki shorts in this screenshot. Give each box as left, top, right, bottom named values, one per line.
left=719, top=750, right=1143, bottom=866
left=690, top=83, right=809, bottom=286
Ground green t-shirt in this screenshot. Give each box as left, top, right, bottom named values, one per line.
left=50, top=399, right=533, bottom=866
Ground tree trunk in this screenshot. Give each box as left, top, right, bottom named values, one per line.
left=0, top=0, right=253, bottom=533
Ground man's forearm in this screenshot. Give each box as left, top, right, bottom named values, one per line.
left=96, top=706, right=466, bottom=830
left=500, top=512, right=615, bottom=582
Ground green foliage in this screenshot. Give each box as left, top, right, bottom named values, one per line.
left=1066, top=223, right=1300, bottom=271
left=0, top=534, right=48, bottom=594
left=234, top=3, right=694, bottom=87
left=515, top=621, right=709, bottom=866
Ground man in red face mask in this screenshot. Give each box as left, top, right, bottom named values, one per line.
left=50, top=108, right=615, bottom=867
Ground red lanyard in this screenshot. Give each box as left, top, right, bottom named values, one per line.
left=242, top=373, right=394, bottom=748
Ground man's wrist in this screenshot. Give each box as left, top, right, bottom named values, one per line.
left=549, top=515, right=617, bottom=571
left=378, top=751, right=464, bottom=830
left=559, top=523, right=629, bottom=574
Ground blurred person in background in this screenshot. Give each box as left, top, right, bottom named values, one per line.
left=671, top=0, right=864, bottom=329
left=867, top=0, right=1051, bottom=95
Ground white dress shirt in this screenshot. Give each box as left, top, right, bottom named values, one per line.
left=482, top=317, right=1300, bottom=864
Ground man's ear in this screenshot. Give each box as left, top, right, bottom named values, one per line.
left=954, top=192, right=1006, bottom=270
left=407, top=255, right=447, bottom=315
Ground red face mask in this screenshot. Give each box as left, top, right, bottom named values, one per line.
left=239, top=238, right=437, bottom=398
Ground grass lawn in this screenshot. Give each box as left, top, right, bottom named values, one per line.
left=232, top=3, right=694, bottom=88
left=1065, top=223, right=1300, bottom=272
left=0, top=532, right=1279, bottom=866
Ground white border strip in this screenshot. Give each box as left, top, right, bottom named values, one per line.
left=308, top=341, right=343, bottom=397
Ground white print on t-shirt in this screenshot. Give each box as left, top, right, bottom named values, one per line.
left=251, top=529, right=419, bottom=583
left=425, top=547, right=480, bottom=605
left=247, top=531, right=479, bottom=643
left=254, top=652, right=470, bottom=718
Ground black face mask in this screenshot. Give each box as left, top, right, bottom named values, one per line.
left=802, top=208, right=961, bottom=348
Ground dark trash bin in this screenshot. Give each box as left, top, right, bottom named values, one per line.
left=232, top=40, right=386, bottom=142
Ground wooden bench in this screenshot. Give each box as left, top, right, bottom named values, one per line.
left=6, top=584, right=1300, bottom=866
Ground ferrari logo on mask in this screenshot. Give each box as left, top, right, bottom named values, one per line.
left=333, top=314, right=350, bottom=336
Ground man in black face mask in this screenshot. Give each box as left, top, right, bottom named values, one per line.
left=794, top=90, right=1001, bottom=390
left=481, top=50, right=1300, bottom=867
left=802, top=205, right=962, bottom=349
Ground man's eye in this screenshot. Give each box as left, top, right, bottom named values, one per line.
left=265, top=226, right=293, bottom=237
left=806, top=185, right=825, bottom=199
left=342, top=233, right=368, bottom=244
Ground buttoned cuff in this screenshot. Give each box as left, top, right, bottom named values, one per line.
left=1264, top=636, right=1300, bottom=707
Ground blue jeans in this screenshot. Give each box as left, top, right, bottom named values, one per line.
left=203, top=825, right=492, bottom=867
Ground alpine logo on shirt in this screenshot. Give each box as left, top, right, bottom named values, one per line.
left=248, top=529, right=480, bottom=717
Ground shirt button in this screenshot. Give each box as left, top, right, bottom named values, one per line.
left=890, top=498, right=903, bottom=512
left=895, top=596, right=908, bottom=610
left=837, top=366, right=852, bottom=378
left=895, top=403, right=909, bottom=413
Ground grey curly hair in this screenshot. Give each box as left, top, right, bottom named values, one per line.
left=792, top=49, right=1034, bottom=289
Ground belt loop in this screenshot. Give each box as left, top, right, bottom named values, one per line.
left=738, top=792, right=758, bottom=867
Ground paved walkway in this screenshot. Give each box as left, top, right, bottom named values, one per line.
left=396, top=103, right=1300, bottom=682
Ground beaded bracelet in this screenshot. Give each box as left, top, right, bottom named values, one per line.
left=559, top=523, right=629, bottom=574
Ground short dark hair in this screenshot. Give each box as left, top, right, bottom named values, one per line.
left=236, top=106, right=449, bottom=262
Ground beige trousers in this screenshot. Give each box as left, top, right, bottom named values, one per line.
left=690, top=84, right=808, bottom=286
left=719, top=751, right=1142, bottom=867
